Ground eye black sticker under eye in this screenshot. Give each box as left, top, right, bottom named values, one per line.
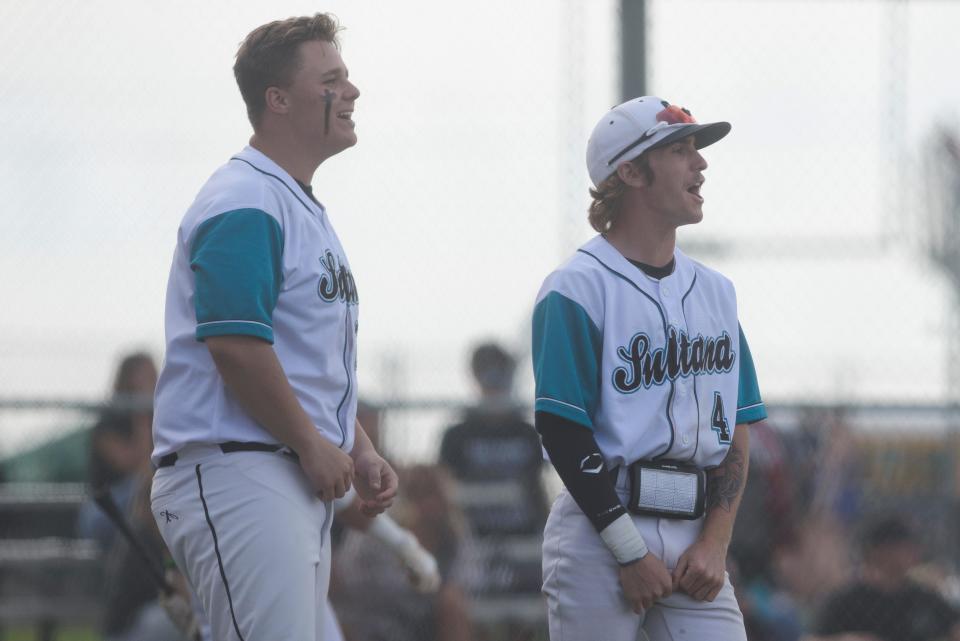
left=324, top=90, right=335, bottom=135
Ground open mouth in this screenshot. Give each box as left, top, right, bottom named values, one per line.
left=336, top=110, right=354, bottom=123
left=687, top=181, right=704, bottom=203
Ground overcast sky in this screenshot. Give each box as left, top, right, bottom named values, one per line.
left=1, top=0, right=959, bottom=453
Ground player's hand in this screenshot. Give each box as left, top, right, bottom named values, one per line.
left=672, top=536, right=727, bottom=602
left=618, top=552, right=673, bottom=613
left=352, top=450, right=398, bottom=516
left=398, top=540, right=441, bottom=593
left=298, top=434, right=354, bottom=501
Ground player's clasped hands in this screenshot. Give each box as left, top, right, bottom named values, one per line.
left=299, top=433, right=355, bottom=501
left=672, top=537, right=727, bottom=602
left=619, top=552, right=674, bottom=613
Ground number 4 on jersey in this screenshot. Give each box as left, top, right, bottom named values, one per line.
left=711, top=392, right=732, bottom=444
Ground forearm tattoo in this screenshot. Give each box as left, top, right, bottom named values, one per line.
left=706, top=441, right=746, bottom=512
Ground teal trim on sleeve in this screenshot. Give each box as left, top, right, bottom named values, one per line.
left=190, top=209, right=283, bottom=343
left=736, top=403, right=767, bottom=425
left=535, top=398, right=594, bottom=430
left=736, top=324, right=767, bottom=424
left=532, top=291, right=603, bottom=431
left=196, top=320, right=274, bottom=343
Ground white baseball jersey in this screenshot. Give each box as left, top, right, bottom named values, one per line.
left=152, top=146, right=358, bottom=464
left=533, top=235, right=765, bottom=470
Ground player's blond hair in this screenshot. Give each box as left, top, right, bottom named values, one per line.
left=588, top=156, right=654, bottom=233
left=234, top=13, right=343, bottom=128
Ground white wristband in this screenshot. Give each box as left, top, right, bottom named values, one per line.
left=599, top=513, right=648, bottom=565
left=367, top=514, right=417, bottom=553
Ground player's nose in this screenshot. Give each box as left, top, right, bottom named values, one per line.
left=343, top=79, right=360, bottom=102
left=693, top=149, right=708, bottom=171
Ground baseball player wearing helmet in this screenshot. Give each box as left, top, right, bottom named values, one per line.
left=149, top=14, right=397, bottom=641
left=532, top=97, right=767, bottom=640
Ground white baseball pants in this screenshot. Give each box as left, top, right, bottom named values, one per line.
left=151, top=445, right=334, bottom=641
left=542, top=488, right=746, bottom=641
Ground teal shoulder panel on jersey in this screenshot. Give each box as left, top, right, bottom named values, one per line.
left=532, top=291, right=603, bottom=430
left=736, top=324, right=767, bottom=424
left=190, top=208, right=284, bottom=343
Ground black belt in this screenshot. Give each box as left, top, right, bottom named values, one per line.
left=157, top=442, right=296, bottom=468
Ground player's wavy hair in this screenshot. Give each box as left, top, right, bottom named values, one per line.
left=588, top=156, right=655, bottom=233
left=234, top=13, right=343, bottom=128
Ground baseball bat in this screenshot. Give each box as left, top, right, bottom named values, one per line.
left=92, top=486, right=172, bottom=595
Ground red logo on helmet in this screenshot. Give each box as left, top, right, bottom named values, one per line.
left=656, top=101, right=696, bottom=125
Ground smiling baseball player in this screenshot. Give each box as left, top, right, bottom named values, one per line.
left=149, top=14, right=397, bottom=641
left=533, top=97, right=766, bottom=640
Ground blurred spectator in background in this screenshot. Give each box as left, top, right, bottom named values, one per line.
left=810, top=515, right=960, bottom=641
left=75, top=411, right=150, bottom=550
left=437, top=341, right=546, bottom=638
left=732, top=419, right=797, bottom=583
left=324, top=401, right=441, bottom=640
left=787, top=409, right=863, bottom=524
left=731, top=420, right=805, bottom=641
left=439, top=342, right=547, bottom=538
left=332, top=464, right=474, bottom=641
left=808, top=412, right=863, bottom=527
left=71, top=352, right=185, bottom=640
left=771, top=411, right=860, bottom=617
left=110, top=351, right=158, bottom=439
left=76, top=351, right=157, bottom=549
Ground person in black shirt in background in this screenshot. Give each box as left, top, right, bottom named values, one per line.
left=439, top=342, right=547, bottom=605
left=813, top=515, right=960, bottom=641
left=440, top=342, right=547, bottom=538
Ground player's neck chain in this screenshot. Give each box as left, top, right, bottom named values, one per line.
left=612, top=328, right=735, bottom=393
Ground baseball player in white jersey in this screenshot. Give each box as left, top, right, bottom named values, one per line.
left=149, top=14, right=397, bottom=641
left=532, top=97, right=767, bottom=640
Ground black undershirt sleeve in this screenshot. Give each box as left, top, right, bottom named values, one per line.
left=536, top=410, right=627, bottom=532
